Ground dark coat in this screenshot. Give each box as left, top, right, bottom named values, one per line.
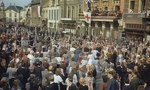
left=130, top=77, right=139, bottom=90
left=33, top=66, right=42, bottom=78
left=46, top=83, right=58, bottom=90
left=123, top=84, right=134, bottom=90
left=79, top=85, right=88, bottom=90
left=68, top=83, right=77, bottom=90
left=106, top=78, right=119, bottom=90
left=17, top=67, right=30, bottom=85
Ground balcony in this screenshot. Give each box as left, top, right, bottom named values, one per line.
left=123, top=13, right=145, bottom=18
left=79, top=10, right=122, bottom=22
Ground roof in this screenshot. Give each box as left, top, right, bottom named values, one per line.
left=41, top=0, right=50, bottom=7
left=31, top=0, right=40, bottom=5
left=5, top=5, right=23, bottom=12
left=1, top=1, right=4, bottom=7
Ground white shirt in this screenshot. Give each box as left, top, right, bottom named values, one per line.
left=54, top=74, right=63, bottom=83
left=55, top=57, right=62, bottom=64
left=87, top=54, right=94, bottom=60
left=91, top=50, right=99, bottom=56
left=70, top=47, right=76, bottom=52
left=81, top=60, right=88, bottom=66
left=88, top=59, right=94, bottom=65
left=7, top=67, right=17, bottom=79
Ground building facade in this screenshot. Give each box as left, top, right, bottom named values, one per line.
left=5, top=5, right=23, bottom=23
left=123, top=0, right=150, bottom=41
left=27, top=0, right=41, bottom=27
left=47, top=0, right=60, bottom=31
left=59, top=0, right=82, bottom=34
left=0, top=1, right=5, bottom=22
left=79, top=0, right=123, bottom=39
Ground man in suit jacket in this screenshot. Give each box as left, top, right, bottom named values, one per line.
left=130, top=71, right=139, bottom=90
left=123, top=77, right=134, bottom=90
left=106, top=71, right=119, bottom=90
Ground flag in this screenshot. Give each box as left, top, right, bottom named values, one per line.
left=36, top=5, right=41, bottom=17
left=83, top=11, right=91, bottom=24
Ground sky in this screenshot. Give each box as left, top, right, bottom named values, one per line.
left=3, top=0, right=31, bottom=8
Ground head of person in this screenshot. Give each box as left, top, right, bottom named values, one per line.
left=49, top=75, right=54, bottom=82
left=55, top=68, right=61, bottom=75
left=1, top=59, right=6, bottom=67
left=102, top=74, right=108, bottom=83
left=79, top=77, right=85, bottom=85
left=108, top=71, right=114, bottom=79
left=131, top=70, right=138, bottom=78
left=43, top=62, right=49, bottom=70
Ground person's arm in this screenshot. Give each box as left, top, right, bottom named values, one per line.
left=59, top=76, right=67, bottom=85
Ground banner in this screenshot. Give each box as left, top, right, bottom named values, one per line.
left=83, top=11, right=91, bottom=24
left=36, top=5, right=41, bottom=17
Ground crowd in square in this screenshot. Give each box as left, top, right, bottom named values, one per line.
left=0, top=24, right=150, bottom=90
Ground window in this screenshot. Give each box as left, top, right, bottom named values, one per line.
left=114, top=0, right=120, bottom=4
left=72, top=6, right=74, bottom=19
left=68, top=7, right=70, bottom=18
left=57, top=9, right=58, bottom=20
left=54, top=10, right=56, bottom=20
left=15, top=13, right=17, bottom=17
left=79, top=5, right=81, bottom=13
left=9, top=18, right=11, bottom=22
left=50, top=10, right=52, bottom=20
left=49, top=10, right=50, bottom=20
left=9, top=13, right=11, bottom=17
left=52, top=10, right=53, bottom=20
left=61, top=8, right=63, bottom=18
left=15, top=18, right=17, bottom=22
left=130, top=1, right=135, bottom=10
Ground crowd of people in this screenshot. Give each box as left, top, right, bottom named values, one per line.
left=79, top=7, right=122, bottom=18
left=0, top=24, right=150, bottom=90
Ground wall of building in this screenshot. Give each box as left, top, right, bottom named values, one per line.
left=48, top=6, right=60, bottom=29
left=0, top=5, right=5, bottom=21
left=5, top=10, right=20, bottom=22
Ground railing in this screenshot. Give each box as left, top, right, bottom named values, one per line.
left=79, top=10, right=122, bottom=18
left=79, top=15, right=118, bottom=19
left=123, top=13, right=145, bottom=18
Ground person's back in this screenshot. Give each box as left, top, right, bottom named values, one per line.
left=33, top=65, right=42, bottom=78
left=130, top=77, right=139, bottom=90
left=106, top=71, right=119, bottom=90
left=130, top=71, right=139, bottom=90
left=46, top=82, right=58, bottom=90
left=68, top=83, right=77, bottom=90
left=108, top=78, right=119, bottom=90
left=79, top=84, right=88, bottom=90
left=123, top=84, right=134, bottom=90
left=17, top=65, right=30, bottom=87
